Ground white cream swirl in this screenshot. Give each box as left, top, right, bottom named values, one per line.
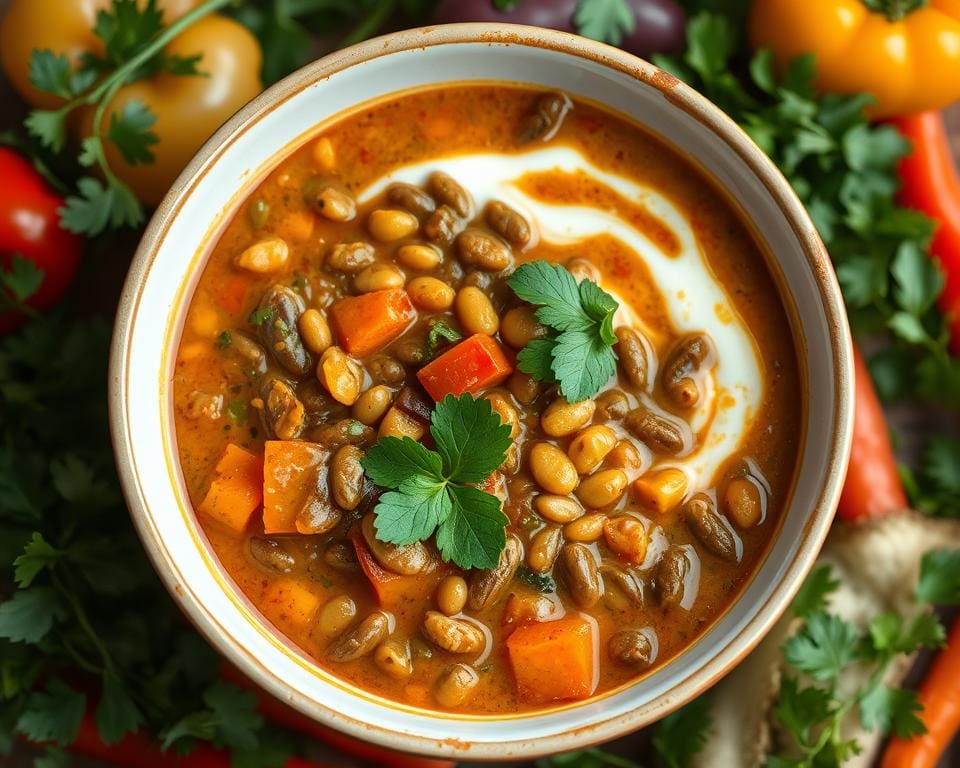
left=359, top=147, right=763, bottom=489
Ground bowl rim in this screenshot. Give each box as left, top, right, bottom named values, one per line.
left=109, top=21, right=853, bottom=760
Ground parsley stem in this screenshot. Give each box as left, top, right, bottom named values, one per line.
left=81, top=0, right=233, bottom=107
left=340, top=0, right=398, bottom=47
left=52, top=570, right=116, bottom=677
left=60, top=634, right=104, bottom=675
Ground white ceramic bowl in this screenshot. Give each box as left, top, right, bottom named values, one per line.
left=110, top=23, right=853, bottom=760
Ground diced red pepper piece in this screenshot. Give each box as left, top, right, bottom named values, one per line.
left=350, top=529, right=416, bottom=608
left=328, top=288, right=415, bottom=358
left=416, top=333, right=513, bottom=401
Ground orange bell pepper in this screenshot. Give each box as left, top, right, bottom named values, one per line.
left=748, top=0, right=960, bottom=118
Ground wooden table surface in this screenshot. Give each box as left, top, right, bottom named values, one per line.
left=1, top=3, right=957, bottom=766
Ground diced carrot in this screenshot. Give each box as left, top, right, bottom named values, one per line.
left=260, top=578, right=322, bottom=632
left=217, top=274, right=250, bottom=315
left=350, top=529, right=411, bottom=608
left=506, top=617, right=596, bottom=704
left=198, top=444, right=263, bottom=533
left=328, top=288, right=415, bottom=357
left=633, top=468, right=688, bottom=514
left=417, top=333, right=513, bottom=401
left=262, top=440, right=325, bottom=534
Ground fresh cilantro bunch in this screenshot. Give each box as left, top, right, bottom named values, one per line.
left=508, top=261, right=620, bottom=402
left=769, top=550, right=960, bottom=765
left=0, top=311, right=289, bottom=765
left=655, top=10, right=960, bottom=515
left=23, top=0, right=230, bottom=235
left=361, top=393, right=512, bottom=569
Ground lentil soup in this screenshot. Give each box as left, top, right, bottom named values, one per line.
left=173, top=84, right=802, bottom=714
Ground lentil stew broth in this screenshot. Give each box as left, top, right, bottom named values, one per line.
left=173, top=84, right=801, bottom=714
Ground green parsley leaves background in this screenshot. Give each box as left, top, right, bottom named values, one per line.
left=770, top=551, right=960, bottom=765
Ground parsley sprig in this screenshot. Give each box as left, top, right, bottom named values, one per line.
left=24, top=0, right=229, bottom=235
left=769, top=550, right=960, bottom=765
left=508, top=261, right=620, bottom=403
left=361, top=393, right=512, bottom=570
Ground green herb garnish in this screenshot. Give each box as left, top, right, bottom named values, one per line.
left=516, top=566, right=556, bottom=594
left=248, top=198, right=270, bottom=229
left=291, top=274, right=308, bottom=291
left=426, top=318, right=462, bottom=359
left=507, top=261, right=619, bottom=402
left=769, top=548, right=960, bottom=763
left=215, top=330, right=232, bottom=349
left=361, top=393, right=512, bottom=570
left=247, top=306, right=273, bottom=326
left=573, top=0, right=635, bottom=46
left=226, top=398, right=247, bottom=423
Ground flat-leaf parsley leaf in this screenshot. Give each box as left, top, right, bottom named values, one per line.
left=508, top=261, right=619, bottom=402
left=361, top=393, right=512, bottom=569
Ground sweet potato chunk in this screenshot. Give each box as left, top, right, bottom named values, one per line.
left=507, top=617, right=596, bottom=704
left=262, top=440, right=325, bottom=534
left=197, top=444, right=263, bottom=533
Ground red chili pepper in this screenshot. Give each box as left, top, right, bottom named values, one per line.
left=0, top=147, right=83, bottom=332
left=220, top=664, right=456, bottom=768
left=888, top=111, right=960, bottom=355
left=50, top=710, right=332, bottom=768
left=881, top=615, right=960, bottom=768
left=836, top=344, right=908, bottom=522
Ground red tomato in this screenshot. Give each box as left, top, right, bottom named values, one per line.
left=0, top=147, right=83, bottom=331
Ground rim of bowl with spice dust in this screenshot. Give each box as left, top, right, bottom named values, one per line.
left=109, top=23, right=853, bottom=760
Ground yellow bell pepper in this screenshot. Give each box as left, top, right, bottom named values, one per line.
left=748, top=0, right=960, bottom=117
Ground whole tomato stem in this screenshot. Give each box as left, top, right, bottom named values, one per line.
left=863, top=0, right=929, bottom=22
